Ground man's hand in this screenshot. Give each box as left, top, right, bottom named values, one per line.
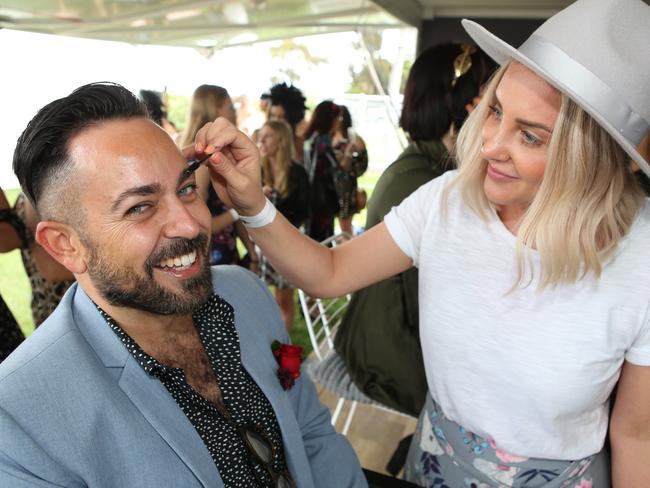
left=192, top=118, right=266, bottom=216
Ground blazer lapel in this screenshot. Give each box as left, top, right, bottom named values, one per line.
left=119, top=359, right=223, bottom=487
left=71, top=285, right=223, bottom=488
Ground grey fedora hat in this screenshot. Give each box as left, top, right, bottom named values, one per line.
left=462, top=0, right=650, bottom=177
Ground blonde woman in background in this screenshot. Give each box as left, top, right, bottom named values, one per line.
left=258, top=120, right=309, bottom=330
left=180, top=85, right=257, bottom=269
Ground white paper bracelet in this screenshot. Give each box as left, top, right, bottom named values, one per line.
left=239, top=197, right=277, bottom=228
left=228, top=208, right=240, bottom=222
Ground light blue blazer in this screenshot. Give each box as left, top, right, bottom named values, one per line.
left=0, top=265, right=366, bottom=487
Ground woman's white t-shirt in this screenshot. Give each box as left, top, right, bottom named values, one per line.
left=384, top=170, right=650, bottom=460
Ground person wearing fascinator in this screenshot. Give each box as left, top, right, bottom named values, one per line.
left=195, top=0, right=650, bottom=485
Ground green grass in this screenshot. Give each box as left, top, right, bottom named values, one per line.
left=0, top=170, right=382, bottom=350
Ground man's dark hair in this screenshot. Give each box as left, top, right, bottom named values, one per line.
left=265, top=82, right=307, bottom=131
left=13, top=82, right=148, bottom=221
left=399, top=43, right=496, bottom=142
left=139, top=89, right=166, bottom=125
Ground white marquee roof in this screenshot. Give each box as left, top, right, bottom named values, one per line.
left=0, top=1, right=572, bottom=49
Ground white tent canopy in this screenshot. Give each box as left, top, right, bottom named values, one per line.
left=0, top=1, right=572, bottom=50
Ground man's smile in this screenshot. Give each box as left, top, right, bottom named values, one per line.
left=155, top=250, right=202, bottom=278
left=157, top=250, right=197, bottom=270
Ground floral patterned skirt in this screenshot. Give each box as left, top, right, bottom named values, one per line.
left=404, top=394, right=610, bottom=488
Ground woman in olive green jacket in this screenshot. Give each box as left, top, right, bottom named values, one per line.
left=334, top=43, right=496, bottom=416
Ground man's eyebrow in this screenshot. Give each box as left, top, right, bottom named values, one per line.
left=177, top=167, right=194, bottom=188
left=110, top=183, right=162, bottom=213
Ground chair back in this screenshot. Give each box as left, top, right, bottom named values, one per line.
left=297, top=232, right=352, bottom=360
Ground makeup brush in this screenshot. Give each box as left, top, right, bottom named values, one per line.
left=183, top=152, right=215, bottom=177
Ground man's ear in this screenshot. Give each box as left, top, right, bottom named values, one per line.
left=35, top=221, right=87, bottom=275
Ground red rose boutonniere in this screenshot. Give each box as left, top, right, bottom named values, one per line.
left=271, top=340, right=303, bottom=390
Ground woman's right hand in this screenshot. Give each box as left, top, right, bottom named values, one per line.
left=194, top=117, right=267, bottom=217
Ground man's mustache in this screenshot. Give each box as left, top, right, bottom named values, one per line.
left=144, top=234, right=209, bottom=276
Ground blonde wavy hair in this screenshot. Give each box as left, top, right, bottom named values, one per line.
left=180, top=84, right=231, bottom=147
left=449, top=62, right=646, bottom=289
left=261, top=120, right=295, bottom=198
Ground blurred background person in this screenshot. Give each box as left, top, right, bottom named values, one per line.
left=1, top=183, right=75, bottom=361
left=257, top=120, right=309, bottom=330
left=264, top=82, right=308, bottom=159
left=332, top=105, right=368, bottom=236
left=12, top=192, right=75, bottom=327
left=334, top=43, right=497, bottom=423
left=302, top=100, right=342, bottom=243
left=139, top=89, right=179, bottom=141
left=233, top=94, right=265, bottom=138
left=180, top=84, right=258, bottom=270
left=0, top=187, right=25, bottom=361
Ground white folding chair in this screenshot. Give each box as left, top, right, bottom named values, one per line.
left=298, top=233, right=411, bottom=436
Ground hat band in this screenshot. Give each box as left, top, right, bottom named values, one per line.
left=519, top=35, right=649, bottom=146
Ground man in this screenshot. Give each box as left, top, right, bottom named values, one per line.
left=0, top=82, right=366, bottom=487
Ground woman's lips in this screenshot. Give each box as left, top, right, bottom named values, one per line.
left=487, top=163, right=518, bottom=181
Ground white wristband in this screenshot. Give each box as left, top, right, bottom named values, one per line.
left=239, top=197, right=277, bottom=228
left=228, top=208, right=240, bottom=222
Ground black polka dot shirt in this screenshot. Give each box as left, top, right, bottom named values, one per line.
left=98, top=294, right=289, bottom=488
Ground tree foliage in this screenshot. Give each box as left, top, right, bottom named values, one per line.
left=347, top=31, right=389, bottom=95
left=269, top=39, right=326, bottom=85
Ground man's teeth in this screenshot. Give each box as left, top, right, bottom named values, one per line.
left=159, top=251, right=197, bottom=270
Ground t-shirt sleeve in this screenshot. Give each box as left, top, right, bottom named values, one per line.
left=625, top=308, right=650, bottom=366
left=383, top=173, right=451, bottom=267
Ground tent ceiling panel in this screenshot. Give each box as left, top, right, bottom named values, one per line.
left=374, top=0, right=573, bottom=26
left=0, top=1, right=579, bottom=48
left=0, top=0, right=403, bottom=48
left=419, top=0, right=573, bottom=18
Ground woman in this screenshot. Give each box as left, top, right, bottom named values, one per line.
left=180, top=84, right=257, bottom=269
left=302, top=100, right=341, bottom=242
left=13, top=194, right=74, bottom=326
left=257, top=120, right=309, bottom=330
left=331, top=105, right=368, bottom=236
left=0, top=188, right=25, bottom=361
left=196, top=0, right=650, bottom=484
left=1, top=187, right=73, bottom=330
left=335, top=43, right=496, bottom=418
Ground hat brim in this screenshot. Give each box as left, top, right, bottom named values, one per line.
left=462, top=19, right=650, bottom=178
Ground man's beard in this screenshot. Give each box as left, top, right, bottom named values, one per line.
left=86, top=234, right=213, bottom=315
